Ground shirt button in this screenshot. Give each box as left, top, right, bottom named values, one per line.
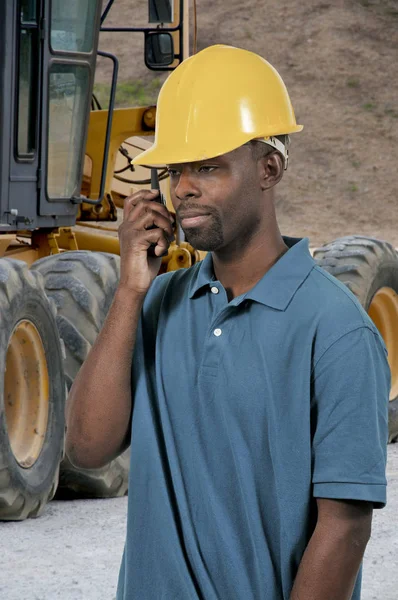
left=210, top=286, right=219, bottom=294
left=213, top=328, right=222, bottom=337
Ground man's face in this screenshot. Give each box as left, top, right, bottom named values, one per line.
left=167, top=145, right=266, bottom=252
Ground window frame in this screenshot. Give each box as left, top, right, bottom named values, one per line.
left=49, top=0, right=97, bottom=56
left=45, top=59, right=92, bottom=201
left=39, top=0, right=102, bottom=209
left=14, top=0, right=40, bottom=162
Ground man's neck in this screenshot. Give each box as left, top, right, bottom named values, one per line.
left=212, top=231, right=288, bottom=301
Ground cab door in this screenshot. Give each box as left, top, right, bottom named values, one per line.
left=8, top=0, right=42, bottom=225
left=38, top=0, right=101, bottom=216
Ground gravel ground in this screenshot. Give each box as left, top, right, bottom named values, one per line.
left=1, top=445, right=397, bottom=600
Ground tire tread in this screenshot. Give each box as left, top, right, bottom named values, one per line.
left=33, top=251, right=129, bottom=498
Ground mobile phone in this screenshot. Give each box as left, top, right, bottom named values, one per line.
left=150, top=169, right=166, bottom=206
left=147, top=169, right=167, bottom=257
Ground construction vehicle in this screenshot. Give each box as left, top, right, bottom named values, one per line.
left=0, top=0, right=201, bottom=521
left=0, top=0, right=396, bottom=522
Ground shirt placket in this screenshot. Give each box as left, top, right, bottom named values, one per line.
left=199, top=283, right=241, bottom=380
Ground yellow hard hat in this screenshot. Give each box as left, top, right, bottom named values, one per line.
left=133, top=44, right=303, bottom=166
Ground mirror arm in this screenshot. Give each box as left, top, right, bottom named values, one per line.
left=101, top=0, right=115, bottom=25
left=77, top=51, right=119, bottom=206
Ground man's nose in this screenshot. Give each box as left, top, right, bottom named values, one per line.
left=174, top=170, right=200, bottom=201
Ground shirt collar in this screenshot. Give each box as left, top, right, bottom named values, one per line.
left=188, top=237, right=315, bottom=311
left=188, top=251, right=215, bottom=299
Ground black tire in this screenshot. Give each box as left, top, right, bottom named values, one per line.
left=313, top=235, right=398, bottom=442
left=0, top=259, right=65, bottom=520
left=32, top=251, right=129, bottom=498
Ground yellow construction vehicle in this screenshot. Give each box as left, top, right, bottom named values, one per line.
left=0, top=0, right=396, bottom=522
left=0, top=0, right=201, bottom=521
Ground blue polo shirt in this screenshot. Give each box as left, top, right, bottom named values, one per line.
left=117, top=237, right=389, bottom=600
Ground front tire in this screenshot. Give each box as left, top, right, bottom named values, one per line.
left=33, top=251, right=129, bottom=498
left=0, top=259, right=65, bottom=520
left=314, top=236, right=398, bottom=441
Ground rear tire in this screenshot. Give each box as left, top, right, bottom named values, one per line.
left=32, top=251, right=129, bottom=498
left=314, top=236, right=398, bottom=442
left=0, top=259, right=65, bottom=520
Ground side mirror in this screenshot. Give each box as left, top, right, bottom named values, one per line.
left=145, top=32, right=174, bottom=69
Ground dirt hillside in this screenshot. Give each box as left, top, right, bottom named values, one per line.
left=97, top=0, right=398, bottom=248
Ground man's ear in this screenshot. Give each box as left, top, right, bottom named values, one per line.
left=258, top=152, right=284, bottom=191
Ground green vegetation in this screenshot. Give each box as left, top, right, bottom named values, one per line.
left=93, top=78, right=163, bottom=109
left=347, top=77, right=360, bottom=88
left=348, top=182, right=359, bottom=193
left=359, top=0, right=398, bottom=17
left=362, top=102, right=376, bottom=111
left=385, top=107, right=398, bottom=119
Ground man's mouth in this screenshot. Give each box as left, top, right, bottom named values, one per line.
left=180, top=215, right=210, bottom=228
left=178, top=211, right=211, bottom=228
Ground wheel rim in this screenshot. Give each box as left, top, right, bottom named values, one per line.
left=4, top=320, right=49, bottom=468
left=368, top=287, right=398, bottom=401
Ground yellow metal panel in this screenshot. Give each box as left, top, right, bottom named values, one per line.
left=4, top=247, right=40, bottom=265
left=73, top=229, right=121, bottom=254
left=76, top=222, right=119, bottom=234
left=84, top=107, right=156, bottom=202
left=56, top=228, right=79, bottom=251
left=0, top=235, right=17, bottom=258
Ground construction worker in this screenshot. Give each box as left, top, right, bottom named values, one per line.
left=66, top=46, right=389, bottom=599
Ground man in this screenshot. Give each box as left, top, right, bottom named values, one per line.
left=66, top=46, right=389, bottom=599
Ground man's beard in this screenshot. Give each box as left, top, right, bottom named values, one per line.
left=178, top=210, right=224, bottom=251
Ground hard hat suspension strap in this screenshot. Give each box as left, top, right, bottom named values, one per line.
left=256, top=136, right=290, bottom=170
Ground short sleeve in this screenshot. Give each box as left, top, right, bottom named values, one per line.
left=312, top=326, right=390, bottom=508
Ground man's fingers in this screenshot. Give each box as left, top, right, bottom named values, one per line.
left=121, top=199, right=174, bottom=243
left=119, top=194, right=174, bottom=262
left=124, top=197, right=172, bottom=225
left=132, top=211, right=175, bottom=238
left=123, top=190, right=159, bottom=220
left=138, top=228, right=171, bottom=256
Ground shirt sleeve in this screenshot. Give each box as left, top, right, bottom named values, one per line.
left=311, top=325, right=390, bottom=508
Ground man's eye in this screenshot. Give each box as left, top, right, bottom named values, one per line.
left=199, top=166, right=217, bottom=173
left=167, top=169, right=179, bottom=177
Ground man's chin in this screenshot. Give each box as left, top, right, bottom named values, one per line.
left=184, top=231, right=222, bottom=252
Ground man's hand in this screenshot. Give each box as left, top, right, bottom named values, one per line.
left=290, top=498, right=373, bottom=600
left=118, top=190, right=175, bottom=295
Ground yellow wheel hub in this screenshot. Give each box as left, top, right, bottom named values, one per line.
left=368, top=287, right=398, bottom=401
left=4, top=320, right=49, bottom=468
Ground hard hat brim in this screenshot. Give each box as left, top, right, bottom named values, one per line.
left=132, top=125, right=303, bottom=167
